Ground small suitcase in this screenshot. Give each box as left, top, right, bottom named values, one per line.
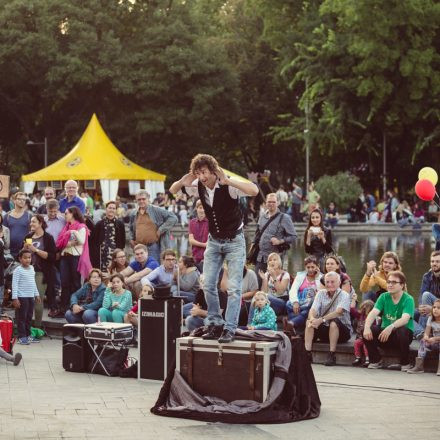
left=176, top=337, right=278, bottom=402
left=84, top=322, right=133, bottom=343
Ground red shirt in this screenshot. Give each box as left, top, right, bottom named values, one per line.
left=188, top=217, right=209, bottom=263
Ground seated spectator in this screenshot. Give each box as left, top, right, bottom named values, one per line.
left=120, top=244, right=159, bottom=299
left=65, top=269, right=106, bottom=324
left=98, top=274, right=133, bottom=323
left=185, top=275, right=228, bottom=332
left=124, top=284, right=154, bottom=328
left=395, top=202, right=414, bottom=227
left=246, top=291, right=277, bottom=331
left=238, top=265, right=259, bottom=313
left=304, top=272, right=352, bottom=366
left=351, top=299, right=374, bottom=367
left=141, top=249, right=176, bottom=289
left=412, top=202, right=425, bottom=224
left=257, top=252, right=291, bottom=316
left=427, top=200, right=439, bottom=223
left=407, top=299, right=440, bottom=375
left=363, top=271, right=414, bottom=371
left=285, top=256, right=322, bottom=332
left=106, top=248, right=129, bottom=278
left=367, top=208, right=380, bottom=224
left=359, top=251, right=401, bottom=302
left=418, top=251, right=440, bottom=330
left=171, top=256, right=200, bottom=303
left=324, top=202, right=339, bottom=229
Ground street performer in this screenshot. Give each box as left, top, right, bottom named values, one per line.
left=170, top=154, right=258, bottom=343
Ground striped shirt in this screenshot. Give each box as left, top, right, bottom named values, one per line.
left=12, top=265, right=39, bottom=299
left=311, top=288, right=352, bottom=330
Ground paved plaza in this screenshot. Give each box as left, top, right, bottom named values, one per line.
left=0, top=339, right=438, bottom=440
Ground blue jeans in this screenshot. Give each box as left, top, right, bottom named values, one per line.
left=65, top=309, right=98, bottom=324
left=203, top=232, right=246, bottom=332
left=16, top=297, right=34, bottom=338
left=418, top=291, right=438, bottom=329
left=182, top=302, right=193, bottom=319
left=185, top=315, right=205, bottom=332
left=147, top=243, right=161, bottom=265
left=171, top=285, right=195, bottom=304
left=286, top=301, right=311, bottom=328
left=433, top=224, right=440, bottom=250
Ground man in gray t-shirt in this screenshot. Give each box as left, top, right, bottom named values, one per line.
left=304, top=272, right=352, bottom=366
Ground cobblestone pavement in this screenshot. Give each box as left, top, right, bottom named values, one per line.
left=0, top=339, right=438, bottom=439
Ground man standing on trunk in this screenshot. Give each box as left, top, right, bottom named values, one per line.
left=170, top=154, right=258, bottom=343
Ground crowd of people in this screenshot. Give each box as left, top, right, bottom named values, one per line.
left=0, top=174, right=439, bottom=376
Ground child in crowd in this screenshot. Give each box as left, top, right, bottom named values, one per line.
left=124, top=284, right=153, bottom=327
left=12, top=249, right=41, bottom=345
left=98, top=274, right=132, bottom=323
left=247, top=291, right=277, bottom=331
left=351, top=299, right=374, bottom=367
left=0, top=315, right=22, bottom=366
left=408, top=299, right=440, bottom=375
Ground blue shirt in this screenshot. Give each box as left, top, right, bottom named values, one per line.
left=129, top=256, right=159, bottom=273
left=59, top=196, right=85, bottom=214
left=143, top=265, right=174, bottom=287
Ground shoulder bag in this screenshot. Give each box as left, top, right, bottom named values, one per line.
left=247, top=213, right=281, bottom=264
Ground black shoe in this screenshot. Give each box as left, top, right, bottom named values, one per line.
left=324, top=352, right=336, bottom=366
left=218, top=329, right=235, bottom=344
left=282, top=317, right=296, bottom=336
left=352, top=357, right=362, bottom=367
left=202, top=325, right=223, bottom=340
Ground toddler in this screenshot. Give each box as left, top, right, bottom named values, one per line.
left=408, top=299, right=440, bottom=375
left=12, top=249, right=41, bottom=345
left=247, top=291, right=277, bottom=331
left=351, top=299, right=374, bottom=367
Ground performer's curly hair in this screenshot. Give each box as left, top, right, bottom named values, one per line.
left=189, top=154, right=220, bottom=175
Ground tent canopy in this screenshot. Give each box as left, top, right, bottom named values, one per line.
left=22, top=114, right=166, bottom=182
left=222, top=168, right=252, bottom=184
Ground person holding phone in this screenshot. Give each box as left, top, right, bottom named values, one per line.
left=304, top=209, right=333, bottom=270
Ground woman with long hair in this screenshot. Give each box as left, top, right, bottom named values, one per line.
left=23, top=214, right=57, bottom=323
left=304, top=209, right=333, bottom=270
left=172, top=255, right=200, bottom=303
left=98, top=273, right=132, bottom=323
left=107, top=248, right=129, bottom=276
left=56, top=206, right=92, bottom=314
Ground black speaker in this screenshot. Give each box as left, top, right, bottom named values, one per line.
left=138, top=298, right=182, bottom=380
left=62, top=324, right=93, bottom=373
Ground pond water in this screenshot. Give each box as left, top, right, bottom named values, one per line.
left=169, top=232, right=432, bottom=302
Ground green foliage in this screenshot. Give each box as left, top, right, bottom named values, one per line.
left=314, top=172, right=362, bottom=212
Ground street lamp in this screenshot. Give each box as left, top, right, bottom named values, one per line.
left=27, top=137, right=48, bottom=168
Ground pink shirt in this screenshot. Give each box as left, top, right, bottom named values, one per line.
left=188, top=217, right=209, bottom=263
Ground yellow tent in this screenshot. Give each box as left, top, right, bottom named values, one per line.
left=222, top=168, right=252, bottom=184
left=22, top=114, right=166, bottom=182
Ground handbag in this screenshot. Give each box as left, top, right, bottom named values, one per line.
left=274, top=213, right=291, bottom=253
left=89, top=346, right=129, bottom=376
left=247, top=212, right=281, bottom=264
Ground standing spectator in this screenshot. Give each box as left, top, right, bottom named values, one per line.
left=56, top=207, right=92, bottom=315
left=188, top=199, right=209, bottom=270
left=172, top=255, right=200, bottom=303
left=304, top=272, right=352, bottom=366
left=89, top=201, right=126, bottom=272
left=80, top=191, right=94, bottom=215
left=65, top=269, right=106, bottom=324
left=12, top=249, right=41, bottom=345
left=290, top=181, right=303, bottom=222
left=307, top=182, right=320, bottom=213
left=59, top=180, right=85, bottom=214
left=0, top=238, right=4, bottom=314
left=324, top=202, right=339, bottom=229
left=363, top=271, right=414, bottom=371
left=179, top=205, right=188, bottom=227
left=98, top=274, right=132, bottom=323
left=304, top=209, right=333, bottom=270
left=120, top=244, right=159, bottom=299
left=129, top=189, right=177, bottom=263
left=37, top=186, right=56, bottom=215
left=0, top=214, right=10, bottom=258
left=355, top=192, right=367, bottom=222
left=255, top=193, right=297, bottom=285
left=3, top=192, right=32, bottom=259
left=30, top=193, right=43, bottom=212
left=365, top=191, right=376, bottom=214
left=23, top=215, right=57, bottom=325
left=44, top=199, right=66, bottom=243
left=276, top=185, right=288, bottom=213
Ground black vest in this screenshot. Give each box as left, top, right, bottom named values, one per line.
left=198, top=181, right=243, bottom=239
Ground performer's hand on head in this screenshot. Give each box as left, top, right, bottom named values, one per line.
left=216, top=168, right=229, bottom=185
left=180, top=173, right=196, bottom=187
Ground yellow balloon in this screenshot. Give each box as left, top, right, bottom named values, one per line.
left=419, top=167, right=438, bottom=186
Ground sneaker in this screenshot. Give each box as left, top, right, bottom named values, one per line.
left=13, top=353, right=22, bottom=366
left=387, top=363, right=402, bottom=371
left=368, top=360, right=383, bottom=369
left=324, top=352, right=336, bottom=366
left=352, top=357, right=362, bottom=367
left=29, top=337, right=40, bottom=343
left=18, top=337, right=30, bottom=345
left=362, top=360, right=370, bottom=368
left=400, top=364, right=412, bottom=372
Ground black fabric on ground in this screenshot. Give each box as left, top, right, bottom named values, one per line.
left=150, top=336, right=321, bottom=424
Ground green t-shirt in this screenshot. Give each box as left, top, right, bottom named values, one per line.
left=374, top=291, right=414, bottom=332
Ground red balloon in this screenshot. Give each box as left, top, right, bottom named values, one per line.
left=415, top=179, right=436, bottom=201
